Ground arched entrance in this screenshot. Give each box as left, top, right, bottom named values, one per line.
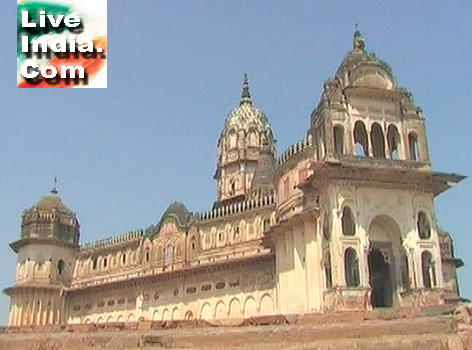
left=368, top=215, right=402, bottom=308
left=368, top=249, right=392, bottom=307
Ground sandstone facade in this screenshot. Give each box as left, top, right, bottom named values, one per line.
left=3, top=30, right=465, bottom=328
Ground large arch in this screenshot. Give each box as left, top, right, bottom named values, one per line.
left=152, top=310, right=159, bottom=321
left=371, top=123, right=386, bottom=158
left=354, top=121, right=368, bottom=157
left=259, top=294, right=274, bottom=315
left=162, top=309, right=170, bottom=321
left=200, top=303, right=212, bottom=320
left=171, top=307, right=180, bottom=320
left=228, top=298, right=242, bottom=318
left=244, top=297, right=257, bottom=318
left=215, top=301, right=227, bottom=319
left=367, top=215, right=403, bottom=308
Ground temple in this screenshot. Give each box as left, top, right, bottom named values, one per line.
left=3, top=30, right=465, bottom=326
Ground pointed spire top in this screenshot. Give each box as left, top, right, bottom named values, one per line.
left=240, top=73, right=252, bottom=106
left=352, top=25, right=366, bottom=51
left=51, top=175, right=58, bottom=195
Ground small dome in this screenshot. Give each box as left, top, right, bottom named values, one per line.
left=335, top=30, right=395, bottom=89
left=221, top=74, right=272, bottom=137
left=224, top=104, right=271, bottom=131
left=20, top=187, right=80, bottom=246
left=31, top=192, right=73, bottom=214
left=160, top=201, right=191, bottom=228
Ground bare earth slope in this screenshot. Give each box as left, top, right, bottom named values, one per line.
left=1, top=305, right=472, bottom=350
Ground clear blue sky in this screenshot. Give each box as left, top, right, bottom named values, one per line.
left=1, top=1, right=470, bottom=323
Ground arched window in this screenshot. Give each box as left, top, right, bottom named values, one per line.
left=344, top=248, right=360, bottom=287
left=408, top=132, right=419, bottom=161
left=263, top=218, right=270, bottom=232
left=261, top=131, right=270, bottom=146
left=92, top=257, right=98, bottom=270
left=103, top=257, right=108, bottom=268
left=233, top=226, right=240, bottom=242
left=229, top=179, right=237, bottom=196
left=248, top=131, right=258, bottom=147
left=57, top=259, right=65, bottom=275
left=400, top=253, right=410, bottom=291
left=122, top=253, right=126, bottom=265
left=190, top=237, right=196, bottom=250
left=165, top=244, right=174, bottom=263
left=324, top=251, right=333, bottom=289
left=333, top=126, right=344, bottom=156
left=387, top=125, right=400, bottom=160
left=228, top=130, right=237, bottom=149
left=421, top=251, right=436, bottom=289
left=371, top=123, right=386, bottom=158
left=341, top=206, right=356, bottom=236
left=354, top=121, right=368, bottom=157
left=322, top=214, right=330, bottom=241
left=145, top=250, right=150, bottom=262
left=417, top=211, right=431, bottom=239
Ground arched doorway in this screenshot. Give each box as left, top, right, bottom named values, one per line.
left=368, top=215, right=402, bottom=308
left=368, top=249, right=392, bottom=307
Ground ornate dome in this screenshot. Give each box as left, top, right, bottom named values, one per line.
left=30, top=191, right=73, bottom=214
left=335, top=30, right=396, bottom=90
left=159, top=201, right=191, bottom=228
left=219, top=74, right=273, bottom=141
left=215, top=74, right=276, bottom=203
left=20, top=187, right=80, bottom=246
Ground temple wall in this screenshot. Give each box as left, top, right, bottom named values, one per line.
left=66, top=257, right=276, bottom=324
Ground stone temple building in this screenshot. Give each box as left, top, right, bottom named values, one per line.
left=3, top=30, right=465, bottom=327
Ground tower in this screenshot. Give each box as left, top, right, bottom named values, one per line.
left=269, top=30, right=464, bottom=314
left=311, top=29, right=430, bottom=163
left=214, top=74, right=276, bottom=204
left=4, top=186, right=80, bottom=327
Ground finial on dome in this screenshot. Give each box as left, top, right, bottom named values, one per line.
left=51, top=175, right=58, bottom=195
left=352, top=25, right=365, bottom=51
left=240, top=73, right=252, bottom=106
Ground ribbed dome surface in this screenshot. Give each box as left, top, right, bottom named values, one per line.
left=20, top=188, right=80, bottom=246
left=159, top=201, right=191, bottom=228
left=224, top=103, right=271, bottom=131
left=220, top=74, right=273, bottom=139
left=335, top=30, right=393, bottom=79
left=30, top=193, right=73, bottom=213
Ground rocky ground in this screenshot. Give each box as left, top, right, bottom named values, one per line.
left=1, top=305, right=472, bottom=350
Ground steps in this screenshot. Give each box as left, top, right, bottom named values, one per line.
left=0, top=308, right=471, bottom=350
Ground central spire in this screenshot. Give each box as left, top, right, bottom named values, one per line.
left=352, top=28, right=366, bottom=51
left=51, top=175, right=58, bottom=195
left=240, top=73, right=252, bottom=106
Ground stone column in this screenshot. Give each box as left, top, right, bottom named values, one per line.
left=18, top=294, right=23, bottom=327
left=49, top=295, right=55, bottom=325
left=14, top=297, right=21, bottom=326
left=384, top=129, right=391, bottom=159
left=30, top=291, right=36, bottom=326
left=9, top=298, right=15, bottom=327
left=7, top=300, right=13, bottom=326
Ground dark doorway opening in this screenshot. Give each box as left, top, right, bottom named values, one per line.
left=368, top=249, right=393, bottom=308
